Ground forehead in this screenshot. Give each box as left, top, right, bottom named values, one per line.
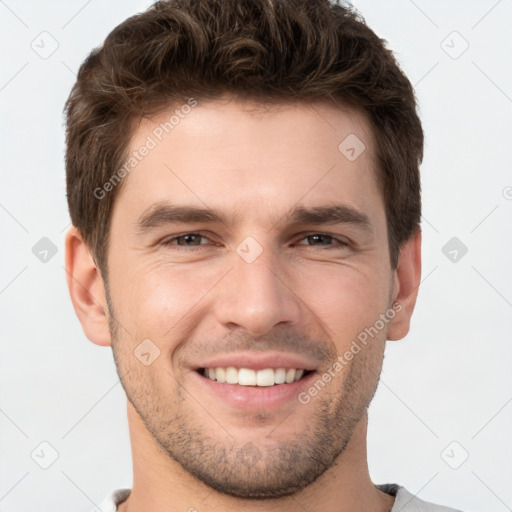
left=113, top=96, right=384, bottom=231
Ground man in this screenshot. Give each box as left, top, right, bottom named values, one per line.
left=64, top=0, right=463, bottom=510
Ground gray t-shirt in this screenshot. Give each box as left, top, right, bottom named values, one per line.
left=96, top=485, right=464, bottom=511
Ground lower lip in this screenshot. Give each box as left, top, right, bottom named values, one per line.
left=191, top=370, right=316, bottom=410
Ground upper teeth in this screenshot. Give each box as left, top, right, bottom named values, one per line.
left=203, top=367, right=305, bottom=386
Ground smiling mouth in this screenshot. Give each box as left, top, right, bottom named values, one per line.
left=198, top=367, right=312, bottom=387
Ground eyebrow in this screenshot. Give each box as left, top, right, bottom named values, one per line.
left=135, top=201, right=374, bottom=235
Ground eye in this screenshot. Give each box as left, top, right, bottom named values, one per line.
left=159, top=232, right=350, bottom=251
left=160, top=233, right=211, bottom=249
left=295, top=233, right=349, bottom=250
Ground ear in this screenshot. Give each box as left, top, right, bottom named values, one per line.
left=387, top=226, right=422, bottom=341
left=64, top=226, right=112, bottom=346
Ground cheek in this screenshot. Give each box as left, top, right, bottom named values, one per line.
left=296, top=263, right=390, bottom=338
left=114, top=252, right=391, bottom=346
left=118, top=263, right=216, bottom=341
left=136, top=279, right=190, bottom=335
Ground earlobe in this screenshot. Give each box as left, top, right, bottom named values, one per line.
left=64, top=226, right=112, bottom=347
left=387, top=226, right=422, bottom=341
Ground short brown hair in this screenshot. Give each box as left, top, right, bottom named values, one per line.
left=65, top=0, right=423, bottom=279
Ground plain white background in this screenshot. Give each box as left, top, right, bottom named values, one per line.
left=0, top=1, right=511, bottom=511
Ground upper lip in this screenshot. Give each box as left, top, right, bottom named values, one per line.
left=193, top=351, right=318, bottom=372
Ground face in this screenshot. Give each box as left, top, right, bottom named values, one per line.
left=104, top=97, right=397, bottom=498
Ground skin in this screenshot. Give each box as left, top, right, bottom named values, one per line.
left=65, top=95, right=421, bottom=512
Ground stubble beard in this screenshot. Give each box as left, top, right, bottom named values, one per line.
left=106, top=285, right=385, bottom=499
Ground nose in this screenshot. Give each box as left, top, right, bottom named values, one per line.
left=213, top=243, right=302, bottom=337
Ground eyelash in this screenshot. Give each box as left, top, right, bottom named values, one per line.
left=159, top=232, right=350, bottom=251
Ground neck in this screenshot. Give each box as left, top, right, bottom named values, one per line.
left=117, top=402, right=394, bottom=512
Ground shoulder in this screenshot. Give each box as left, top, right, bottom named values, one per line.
left=92, top=488, right=131, bottom=512
left=96, top=485, right=465, bottom=512
left=377, top=483, right=465, bottom=512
